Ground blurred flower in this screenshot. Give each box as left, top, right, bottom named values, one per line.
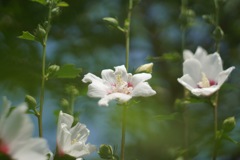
left=0, top=97, right=50, bottom=160
left=178, top=46, right=235, bottom=96
left=57, top=111, right=96, bottom=159
left=82, top=65, right=156, bottom=106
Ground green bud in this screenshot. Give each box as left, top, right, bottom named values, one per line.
left=202, top=14, right=215, bottom=25
left=25, top=95, right=37, bottom=109
left=51, top=7, right=60, bottom=16
left=135, top=63, right=153, bottom=73
left=60, top=98, right=69, bottom=109
left=103, top=17, right=119, bottom=28
left=65, top=85, right=79, bottom=96
left=98, top=144, right=114, bottom=159
left=223, top=116, right=236, bottom=132
left=48, top=64, right=60, bottom=73
left=213, top=26, right=224, bottom=41
left=180, top=8, right=195, bottom=28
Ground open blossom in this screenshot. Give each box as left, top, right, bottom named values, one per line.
left=177, top=46, right=235, bottom=96
left=0, top=97, right=50, bottom=160
left=82, top=65, right=156, bottom=106
left=57, top=111, right=96, bottom=159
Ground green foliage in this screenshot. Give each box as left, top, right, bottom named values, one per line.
left=55, top=64, right=82, bottom=79
left=155, top=112, right=179, bottom=121
left=31, top=0, right=48, bottom=5
left=57, top=1, right=69, bottom=7
left=18, top=31, right=36, bottom=41
left=98, top=144, right=119, bottom=160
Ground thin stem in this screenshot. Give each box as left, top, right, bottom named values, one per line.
left=120, top=105, right=127, bottom=160
left=69, top=94, right=75, bottom=115
left=212, top=92, right=219, bottom=160
left=38, top=3, right=52, bottom=137
left=120, top=0, right=133, bottom=160
left=214, top=0, right=220, bottom=52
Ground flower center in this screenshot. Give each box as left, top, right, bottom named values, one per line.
left=71, top=133, right=81, bottom=145
left=110, top=74, right=133, bottom=94
left=0, top=139, right=9, bottom=155
left=197, top=72, right=217, bottom=88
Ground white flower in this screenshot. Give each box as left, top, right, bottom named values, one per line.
left=177, top=46, right=235, bottom=96
left=135, top=62, right=153, bottom=73
left=0, top=97, right=50, bottom=160
left=57, top=111, right=96, bottom=159
left=82, top=65, right=156, bottom=106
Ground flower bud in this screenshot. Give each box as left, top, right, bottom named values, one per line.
left=65, top=85, right=79, bottom=96
left=25, top=95, right=37, bottom=109
left=103, top=17, right=119, bottom=28
left=60, top=98, right=69, bottom=109
left=213, top=26, right=224, bottom=41
left=47, top=64, right=60, bottom=78
left=98, top=144, right=114, bottom=159
left=135, top=63, right=153, bottom=73
left=223, top=116, right=236, bottom=132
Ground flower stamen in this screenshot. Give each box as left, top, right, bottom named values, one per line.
left=197, top=72, right=217, bottom=88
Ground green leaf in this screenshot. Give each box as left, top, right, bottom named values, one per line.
left=57, top=1, right=69, bottom=7
left=155, top=112, right=179, bottom=121
left=55, top=64, right=82, bottom=78
left=18, top=31, right=36, bottom=41
left=31, top=0, right=47, bottom=5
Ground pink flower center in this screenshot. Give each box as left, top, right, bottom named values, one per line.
left=0, top=139, right=9, bottom=155
left=197, top=73, right=217, bottom=88
left=108, top=74, right=133, bottom=94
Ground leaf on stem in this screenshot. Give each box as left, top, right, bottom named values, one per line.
left=55, top=64, right=82, bottom=78
left=31, top=0, right=48, bottom=5
left=57, top=1, right=69, bottom=7
left=18, top=31, right=36, bottom=41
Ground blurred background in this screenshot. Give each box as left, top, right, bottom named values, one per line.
left=1, top=0, right=240, bottom=159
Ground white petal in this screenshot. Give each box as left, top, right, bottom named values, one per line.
left=0, top=97, right=11, bottom=132
left=217, top=66, right=235, bottom=86
left=183, top=59, right=202, bottom=83
left=58, top=124, right=72, bottom=152
left=114, top=65, right=128, bottom=81
left=82, top=73, right=103, bottom=83
left=98, top=93, right=132, bottom=106
left=131, top=73, right=152, bottom=86
left=82, top=73, right=109, bottom=98
left=183, top=49, right=194, bottom=60
left=191, top=86, right=220, bottom=96
left=101, top=69, right=116, bottom=84
left=132, top=82, right=156, bottom=97
left=194, top=46, right=208, bottom=62
left=2, top=104, right=33, bottom=148
left=202, top=53, right=223, bottom=80
left=70, top=123, right=89, bottom=143
left=69, top=143, right=96, bottom=158
left=58, top=111, right=73, bottom=131
left=177, top=74, right=196, bottom=91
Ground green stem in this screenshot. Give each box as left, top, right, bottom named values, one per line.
left=212, top=92, right=219, bottom=160
left=120, top=105, right=127, bottom=160
left=214, top=0, right=220, bottom=52
left=120, top=1, right=133, bottom=160
left=69, top=94, right=75, bottom=115
left=38, top=3, right=52, bottom=137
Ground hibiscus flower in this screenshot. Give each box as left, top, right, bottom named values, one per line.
left=178, top=46, right=235, bottom=96
left=56, top=111, right=96, bottom=159
left=0, top=97, right=50, bottom=160
left=82, top=65, right=156, bottom=106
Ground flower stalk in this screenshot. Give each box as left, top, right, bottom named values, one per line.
left=121, top=0, right=133, bottom=159
left=38, top=2, right=53, bottom=137
left=212, top=92, right=219, bottom=160
left=214, top=0, right=220, bottom=52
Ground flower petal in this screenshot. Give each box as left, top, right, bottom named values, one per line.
left=191, top=86, right=220, bottom=96
left=177, top=74, right=197, bottom=91
left=114, top=65, right=128, bottom=81
left=183, top=59, right=202, bottom=83
left=58, top=111, right=73, bottom=131
left=202, top=53, right=223, bottom=80
left=70, top=123, right=89, bottom=144
left=82, top=73, right=109, bottom=98
left=98, top=93, right=132, bottom=106
left=131, top=73, right=152, bottom=87
left=183, top=49, right=194, bottom=60
left=2, top=104, right=33, bottom=148
left=57, top=123, right=72, bottom=151
left=101, top=69, right=116, bottom=85
left=194, top=46, right=208, bottom=62
left=217, top=66, right=235, bottom=86
left=132, top=82, right=156, bottom=97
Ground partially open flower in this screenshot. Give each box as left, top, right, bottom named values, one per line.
left=0, top=97, right=50, bottom=160
left=82, top=65, right=156, bottom=106
left=178, top=47, right=235, bottom=96
left=57, top=111, right=96, bottom=159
